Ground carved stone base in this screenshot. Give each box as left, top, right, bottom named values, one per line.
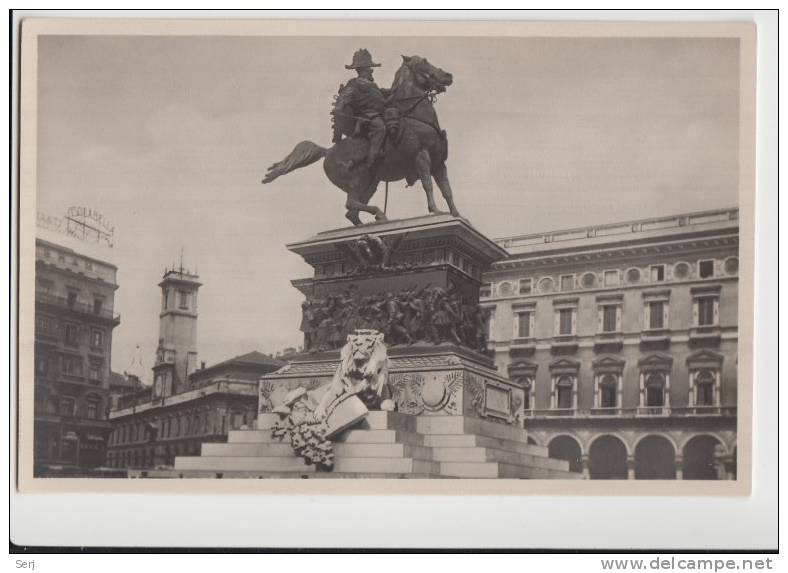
left=260, top=345, right=526, bottom=429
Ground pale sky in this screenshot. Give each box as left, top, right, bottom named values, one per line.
left=36, top=35, right=740, bottom=381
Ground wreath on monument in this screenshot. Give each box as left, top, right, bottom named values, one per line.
left=272, top=403, right=335, bottom=469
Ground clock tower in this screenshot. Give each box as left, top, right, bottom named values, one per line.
left=152, top=265, right=201, bottom=398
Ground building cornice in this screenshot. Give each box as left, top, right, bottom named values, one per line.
left=36, top=260, right=119, bottom=290
left=487, top=233, right=738, bottom=274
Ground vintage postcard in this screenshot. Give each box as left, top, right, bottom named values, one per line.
left=16, top=17, right=756, bottom=496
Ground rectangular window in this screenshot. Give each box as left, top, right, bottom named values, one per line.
left=516, top=312, right=531, bottom=338
left=602, top=305, right=618, bottom=332
left=178, top=290, right=189, bottom=309
left=697, top=383, right=715, bottom=406
left=560, top=275, right=574, bottom=291
left=59, top=397, right=75, bottom=416
left=603, top=270, right=620, bottom=287
left=86, top=401, right=99, bottom=420
left=600, top=385, right=617, bottom=408
left=67, top=291, right=78, bottom=308
left=650, top=265, right=665, bottom=282
left=35, top=356, right=48, bottom=376
left=518, top=279, right=532, bottom=295
left=63, top=356, right=83, bottom=375
left=556, top=380, right=574, bottom=409
left=697, top=297, right=716, bottom=326
left=93, top=297, right=104, bottom=315
left=37, top=280, right=53, bottom=296
left=91, top=329, right=104, bottom=348
left=558, top=309, right=573, bottom=335
left=649, top=302, right=664, bottom=330
left=646, top=386, right=664, bottom=407
left=36, top=315, right=51, bottom=332
left=699, top=260, right=715, bottom=279
left=89, top=361, right=101, bottom=381
left=64, top=324, right=79, bottom=345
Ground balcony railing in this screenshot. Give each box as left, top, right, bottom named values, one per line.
left=527, top=406, right=736, bottom=419
left=36, top=291, right=120, bottom=322
left=636, top=406, right=671, bottom=417
left=670, top=405, right=737, bottom=417
left=494, top=207, right=738, bottom=251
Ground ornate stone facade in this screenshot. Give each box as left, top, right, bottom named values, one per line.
left=34, top=239, right=120, bottom=475
left=482, top=208, right=739, bottom=479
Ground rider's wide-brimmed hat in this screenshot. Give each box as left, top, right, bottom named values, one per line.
left=345, top=49, right=381, bottom=69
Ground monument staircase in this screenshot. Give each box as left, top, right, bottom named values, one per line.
left=159, top=411, right=580, bottom=479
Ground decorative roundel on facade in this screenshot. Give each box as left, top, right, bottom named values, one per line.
left=580, top=272, right=597, bottom=288
left=537, top=277, right=554, bottom=293
left=673, top=261, right=691, bottom=280
left=625, top=267, right=641, bottom=284
left=497, top=281, right=513, bottom=297
left=723, top=257, right=739, bottom=276
left=420, top=377, right=448, bottom=409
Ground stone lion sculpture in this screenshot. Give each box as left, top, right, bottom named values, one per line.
left=272, top=329, right=394, bottom=468
left=314, top=329, right=394, bottom=423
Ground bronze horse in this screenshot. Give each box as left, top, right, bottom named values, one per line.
left=262, top=55, right=460, bottom=225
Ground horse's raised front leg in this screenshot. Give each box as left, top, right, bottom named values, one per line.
left=345, top=179, right=386, bottom=224
left=432, top=162, right=461, bottom=218
left=415, top=149, right=441, bottom=214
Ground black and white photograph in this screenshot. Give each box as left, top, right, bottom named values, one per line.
left=16, top=16, right=759, bottom=498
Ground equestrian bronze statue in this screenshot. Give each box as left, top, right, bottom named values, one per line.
left=262, top=51, right=460, bottom=225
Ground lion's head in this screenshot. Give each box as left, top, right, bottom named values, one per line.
left=339, top=330, right=388, bottom=394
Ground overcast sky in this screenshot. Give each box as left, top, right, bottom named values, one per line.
left=36, top=35, right=740, bottom=381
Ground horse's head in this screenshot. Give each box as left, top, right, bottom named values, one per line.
left=401, top=55, right=453, bottom=93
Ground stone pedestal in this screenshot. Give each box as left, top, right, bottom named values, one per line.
left=261, top=215, right=526, bottom=431
left=140, top=216, right=582, bottom=479
left=291, top=214, right=507, bottom=353
left=260, top=346, right=527, bottom=429
left=289, top=214, right=506, bottom=298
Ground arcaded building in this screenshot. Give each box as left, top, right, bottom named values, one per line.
left=481, top=208, right=739, bottom=479
left=106, top=267, right=282, bottom=469
left=34, top=238, right=121, bottom=475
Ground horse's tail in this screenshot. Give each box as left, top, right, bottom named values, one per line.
left=262, top=140, right=327, bottom=184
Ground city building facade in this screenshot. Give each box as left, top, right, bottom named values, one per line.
left=481, top=208, right=739, bottom=480
left=108, top=370, right=145, bottom=410
left=106, top=267, right=282, bottom=470
left=34, top=238, right=121, bottom=475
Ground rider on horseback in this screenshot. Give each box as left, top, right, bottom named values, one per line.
left=334, top=49, right=390, bottom=169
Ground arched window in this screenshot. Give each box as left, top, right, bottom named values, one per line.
left=556, top=376, right=574, bottom=409
left=645, top=372, right=665, bottom=407
left=599, top=374, right=618, bottom=408
left=515, top=377, right=533, bottom=410
left=695, top=370, right=716, bottom=406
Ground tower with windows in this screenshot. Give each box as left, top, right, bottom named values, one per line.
left=152, top=266, right=201, bottom=398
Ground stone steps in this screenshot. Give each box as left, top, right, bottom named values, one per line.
left=256, top=411, right=417, bottom=433
left=430, top=446, right=569, bottom=471
left=174, top=454, right=438, bottom=476
left=422, top=433, right=548, bottom=457
left=174, top=455, right=313, bottom=472
left=228, top=428, right=425, bottom=446
left=132, top=469, right=446, bottom=479
left=439, top=461, right=581, bottom=479
left=202, top=441, right=432, bottom=461
left=172, top=413, right=583, bottom=480
left=416, top=416, right=530, bottom=443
